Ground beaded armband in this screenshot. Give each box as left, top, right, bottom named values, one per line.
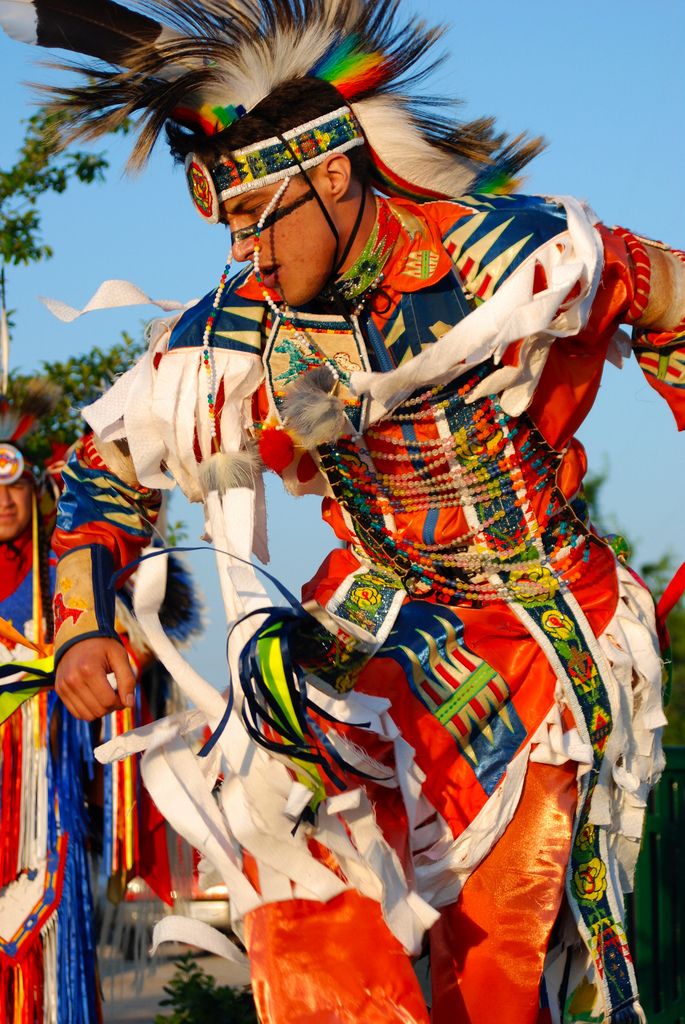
left=53, top=544, right=122, bottom=667
left=615, top=227, right=685, bottom=332
left=613, top=226, right=652, bottom=321
left=297, top=563, right=407, bottom=693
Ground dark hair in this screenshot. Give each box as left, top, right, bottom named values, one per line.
left=166, top=77, right=370, bottom=182
left=37, top=508, right=54, bottom=642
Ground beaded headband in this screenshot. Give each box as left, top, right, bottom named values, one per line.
left=185, top=106, right=365, bottom=223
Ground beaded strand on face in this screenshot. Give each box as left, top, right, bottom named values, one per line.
left=252, top=175, right=343, bottom=386
left=253, top=176, right=291, bottom=320
left=202, top=253, right=232, bottom=453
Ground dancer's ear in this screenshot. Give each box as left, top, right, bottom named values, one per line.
left=312, top=153, right=356, bottom=205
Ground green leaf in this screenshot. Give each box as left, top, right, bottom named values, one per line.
left=1, top=104, right=127, bottom=268
left=153, top=955, right=257, bottom=1023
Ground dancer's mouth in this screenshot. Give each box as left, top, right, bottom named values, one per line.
left=259, top=265, right=280, bottom=290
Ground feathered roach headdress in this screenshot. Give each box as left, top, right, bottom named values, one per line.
left=0, top=277, right=62, bottom=484
left=0, top=0, right=543, bottom=220
left=0, top=378, right=62, bottom=484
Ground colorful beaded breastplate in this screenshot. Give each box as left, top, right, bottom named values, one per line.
left=319, top=363, right=593, bottom=606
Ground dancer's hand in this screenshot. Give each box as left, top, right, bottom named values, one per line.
left=56, top=637, right=136, bottom=720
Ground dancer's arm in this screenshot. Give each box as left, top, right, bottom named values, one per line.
left=53, top=433, right=162, bottom=718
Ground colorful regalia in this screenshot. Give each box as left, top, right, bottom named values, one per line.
left=0, top=371, right=201, bottom=1020
left=2, top=2, right=683, bottom=1022
left=0, top=380, right=102, bottom=1023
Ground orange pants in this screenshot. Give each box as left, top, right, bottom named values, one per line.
left=429, top=759, right=577, bottom=1023
left=243, top=760, right=577, bottom=1024
left=244, top=889, right=430, bottom=1024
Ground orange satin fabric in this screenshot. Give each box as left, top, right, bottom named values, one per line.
left=429, top=760, right=577, bottom=1024
left=244, top=890, right=430, bottom=1024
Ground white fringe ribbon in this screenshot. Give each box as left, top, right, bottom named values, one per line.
left=350, top=195, right=604, bottom=423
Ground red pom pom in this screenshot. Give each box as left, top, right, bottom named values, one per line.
left=258, top=426, right=295, bottom=473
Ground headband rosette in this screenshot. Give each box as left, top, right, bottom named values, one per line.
left=185, top=154, right=220, bottom=223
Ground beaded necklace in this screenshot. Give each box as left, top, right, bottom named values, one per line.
left=251, top=178, right=347, bottom=393
left=201, top=258, right=231, bottom=453
left=201, top=178, right=403, bottom=456
left=333, top=198, right=400, bottom=307
left=201, top=178, right=310, bottom=456
left=319, top=374, right=591, bottom=605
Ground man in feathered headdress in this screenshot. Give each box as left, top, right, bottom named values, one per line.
left=2, top=1, right=683, bottom=1021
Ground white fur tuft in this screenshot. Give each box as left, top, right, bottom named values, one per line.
left=199, top=448, right=259, bottom=496
left=281, top=368, right=348, bottom=446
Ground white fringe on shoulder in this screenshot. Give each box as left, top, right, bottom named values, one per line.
left=350, top=195, right=604, bottom=423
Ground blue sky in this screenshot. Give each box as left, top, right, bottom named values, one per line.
left=1, top=1, right=683, bottom=685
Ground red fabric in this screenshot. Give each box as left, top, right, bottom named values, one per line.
left=0, top=526, right=32, bottom=603
left=637, top=367, right=685, bottom=430
left=656, top=560, right=685, bottom=651
left=429, top=760, right=577, bottom=1024
left=524, top=227, right=634, bottom=449
left=0, top=712, right=22, bottom=888
left=301, top=546, right=366, bottom=607
left=633, top=327, right=685, bottom=431
left=136, top=781, right=173, bottom=905
left=0, top=942, right=44, bottom=1024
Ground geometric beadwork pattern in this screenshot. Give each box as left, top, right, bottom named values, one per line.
left=383, top=601, right=527, bottom=794
left=525, top=595, right=640, bottom=1019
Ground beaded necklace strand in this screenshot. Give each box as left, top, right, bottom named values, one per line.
left=201, top=177, right=403, bottom=456
left=321, top=376, right=590, bottom=604
left=254, top=183, right=403, bottom=364
left=252, top=177, right=346, bottom=389
left=202, top=257, right=232, bottom=452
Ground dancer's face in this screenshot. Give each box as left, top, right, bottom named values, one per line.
left=0, top=480, right=33, bottom=542
left=221, top=155, right=367, bottom=307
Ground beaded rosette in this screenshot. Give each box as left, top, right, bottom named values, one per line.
left=0, top=442, right=25, bottom=484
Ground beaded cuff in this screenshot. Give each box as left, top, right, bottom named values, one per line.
left=53, top=545, right=122, bottom=667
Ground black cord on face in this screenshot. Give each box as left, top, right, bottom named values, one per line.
left=275, top=134, right=341, bottom=250
left=293, top=162, right=368, bottom=289
left=231, top=190, right=315, bottom=243
left=333, top=186, right=367, bottom=277
left=273, top=133, right=370, bottom=297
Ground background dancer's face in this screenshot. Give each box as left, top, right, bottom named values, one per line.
left=0, top=480, right=33, bottom=542
left=221, top=154, right=372, bottom=307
